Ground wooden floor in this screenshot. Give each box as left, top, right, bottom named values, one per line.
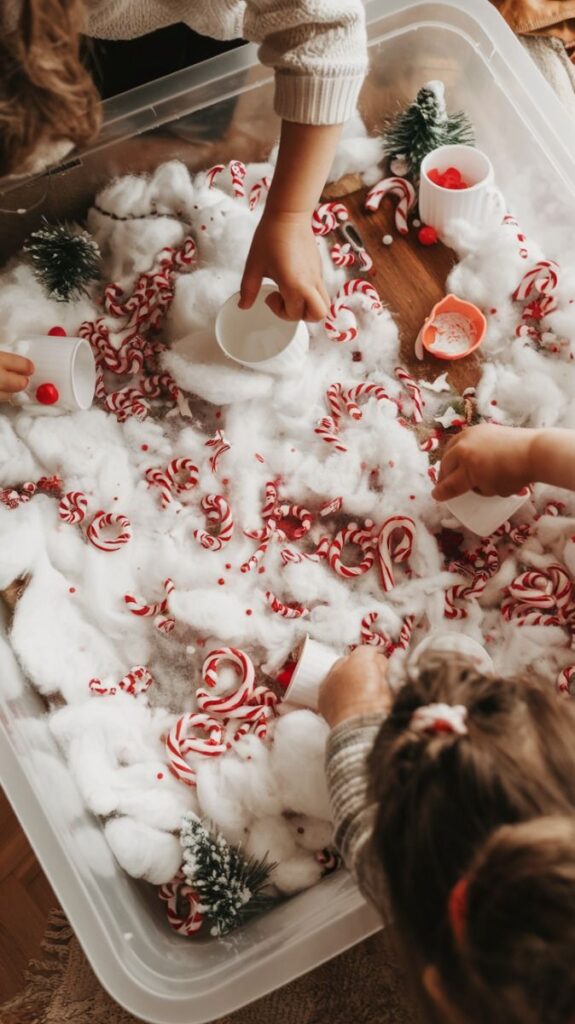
left=0, top=789, right=57, bottom=1001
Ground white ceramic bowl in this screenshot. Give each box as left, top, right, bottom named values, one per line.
left=9, top=336, right=96, bottom=412
left=419, top=144, right=506, bottom=236
left=215, top=280, right=309, bottom=376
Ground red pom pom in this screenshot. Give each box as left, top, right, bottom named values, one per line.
left=427, top=168, right=443, bottom=185
left=35, top=382, right=59, bottom=405
left=48, top=326, right=67, bottom=337
left=276, top=662, right=296, bottom=689
left=418, top=225, right=438, bottom=246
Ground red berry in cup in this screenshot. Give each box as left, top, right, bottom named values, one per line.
left=35, top=382, right=59, bottom=404
left=427, top=168, right=443, bottom=185
left=48, top=326, right=67, bottom=336
left=418, top=225, right=439, bottom=246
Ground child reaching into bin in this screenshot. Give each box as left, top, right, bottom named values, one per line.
left=319, top=645, right=575, bottom=1024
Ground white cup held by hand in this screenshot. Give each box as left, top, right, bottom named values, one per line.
left=7, top=336, right=96, bottom=412
left=216, top=279, right=309, bottom=376
left=419, top=145, right=506, bottom=236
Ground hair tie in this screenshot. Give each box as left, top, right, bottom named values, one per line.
left=448, top=877, right=468, bottom=945
left=410, top=703, right=468, bottom=736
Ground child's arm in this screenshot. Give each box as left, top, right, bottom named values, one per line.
left=432, top=424, right=575, bottom=501
left=240, top=0, right=367, bottom=320
left=0, top=352, right=34, bottom=403
left=319, top=648, right=390, bottom=893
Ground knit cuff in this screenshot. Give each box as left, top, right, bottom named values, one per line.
left=274, top=70, right=365, bottom=125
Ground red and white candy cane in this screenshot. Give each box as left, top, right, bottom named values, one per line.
left=557, top=665, right=575, bottom=697
left=145, top=459, right=198, bottom=508
left=522, top=294, right=557, bottom=321
left=58, top=491, right=88, bottom=525
left=104, top=387, right=150, bottom=423
left=365, top=176, right=416, bottom=235
left=264, top=590, right=309, bottom=618
left=395, top=367, right=423, bottom=424
left=205, top=163, right=225, bottom=188
left=280, top=536, right=330, bottom=565
left=248, top=175, right=271, bottom=210
left=194, top=494, right=234, bottom=551
left=124, top=577, right=174, bottom=618
left=167, top=713, right=227, bottom=787
left=311, top=202, right=349, bottom=236
left=197, top=648, right=257, bottom=717
left=513, top=260, right=560, bottom=301
left=503, top=214, right=529, bottom=260
left=272, top=503, right=313, bottom=540
left=504, top=564, right=573, bottom=621
left=341, top=383, right=396, bottom=421
left=314, top=417, right=348, bottom=453
left=377, top=515, right=416, bottom=591
left=154, top=613, right=176, bottom=635
left=420, top=432, right=440, bottom=453
left=240, top=519, right=278, bottom=573
left=319, top=496, right=343, bottom=517
left=89, top=665, right=153, bottom=697
left=329, top=523, right=375, bottom=578
left=229, top=160, right=247, bottom=198
left=329, top=242, right=356, bottom=268
left=159, top=871, right=204, bottom=936
left=86, top=512, right=132, bottom=552
left=205, top=429, right=230, bottom=473
left=360, top=611, right=415, bottom=655
left=324, top=279, right=382, bottom=344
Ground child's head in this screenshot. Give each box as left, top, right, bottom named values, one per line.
left=368, top=654, right=575, bottom=1024
left=0, top=0, right=100, bottom=178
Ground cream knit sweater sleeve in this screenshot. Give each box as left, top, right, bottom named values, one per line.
left=84, top=0, right=368, bottom=125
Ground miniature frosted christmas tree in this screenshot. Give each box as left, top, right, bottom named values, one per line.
left=180, top=814, right=276, bottom=937
left=24, top=218, right=101, bottom=301
left=383, top=80, right=474, bottom=180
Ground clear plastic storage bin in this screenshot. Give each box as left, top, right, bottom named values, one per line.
left=1, top=1, right=575, bottom=1020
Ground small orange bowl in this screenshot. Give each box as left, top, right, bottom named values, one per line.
left=421, top=294, right=486, bottom=361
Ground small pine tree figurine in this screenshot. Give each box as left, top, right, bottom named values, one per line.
left=383, top=80, right=474, bottom=180
left=23, top=218, right=101, bottom=302
left=180, top=814, right=276, bottom=937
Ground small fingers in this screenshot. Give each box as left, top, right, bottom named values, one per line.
left=238, top=265, right=263, bottom=310
left=0, top=353, right=34, bottom=376
left=303, top=287, right=329, bottom=323
left=432, top=465, right=470, bottom=502
left=0, top=371, right=30, bottom=394
left=266, top=289, right=305, bottom=321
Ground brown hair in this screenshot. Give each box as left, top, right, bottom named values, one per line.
left=368, top=655, right=575, bottom=1024
left=0, top=0, right=101, bottom=178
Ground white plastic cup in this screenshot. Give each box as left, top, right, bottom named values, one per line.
left=7, top=336, right=96, bottom=412
left=284, top=636, right=342, bottom=710
left=443, top=489, right=529, bottom=537
left=419, top=145, right=506, bottom=236
left=215, top=279, right=309, bottom=376
left=409, top=633, right=494, bottom=674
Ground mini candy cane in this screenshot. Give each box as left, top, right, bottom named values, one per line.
left=280, top=536, right=330, bottom=565
left=229, top=160, right=246, bottom=198
left=159, top=870, right=204, bottom=936
left=240, top=520, right=277, bottom=573
left=87, top=512, right=132, bottom=552
left=272, top=503, right=313, bottom=539
left=197, top=648, right=257, bottom=716
left=329, top=242, right=356, bottom=268
left=395, top=367, right=423, bottom=424
left=324, top=279, right=382, bottom=344
left=503, top=214, right=529, bottom=260
left=205, top=429, right=230, bottom=473
left=205, top=163, right=226, bottom=188
left=194, top=494, right=234, bottom=551
left=319, top=496, right=343, bottom=517
left=248, top=175, right=271, bottom=210
left=314, top=417, right=348, bottom=453
left=360, top=611, right=389, bottom=648
left=513, top=260, right=560, bottom=301
left=58, top=491, right=88, bottom=525
left=167, top=713, right=227, bottom=786
left=329, top=523, right=375, bottom=578
left=557, top=665, right=575, bottom=697
left=154, top=613, right=176, bottom=635
left=340, top=383, right=396, bottom=421
left=522, top=294, right=557, bottom=321
left=311, top=201, right=349, bottom=236
left=89, top=665, right=153, bottom=697
left=420, top=433, right=440, bottom=452
left=145, top=459, right=198, bottom=508
left=264, top=590, right=309, bottom=618
left=365, top=176, right=416, bottom=235
left=377, top=515, right=415, bottom=591
left=124, top=577, right=174, bottom=618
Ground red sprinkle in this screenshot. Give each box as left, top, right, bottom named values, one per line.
left=200, top=225, right=206, bottom=231
left=491, top=400, right=498, bottom=406
left=409, top=495, right=415, bottom=500
left=48, top=326, right=66, bottom=336
left=222, top=478, right=229, bottom=486
left=389, top=460, right=395, bottom=468
left=257, top=566, right=266, bottom=574
left=69, top=587, right=76, bottom=594
left=218, top=578, right=225, bottom=586
left=245, top=609, right=253, bottom=616
left=215, top=411, right=221, bottom=419
left=225, top=563, right=232, bottom=570
left=141, top=444, right=149, bottom=451
left=490, top=308, right=497, bottom=315
left=156, top=772, right=164, bottom=780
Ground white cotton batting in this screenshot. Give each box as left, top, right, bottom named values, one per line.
left=270, top=711, right=331, bottom=820
left=105, top=816, right=183, bottom=884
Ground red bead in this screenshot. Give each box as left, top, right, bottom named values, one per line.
left=156, top=772, right=164, bottom=780
left=218, top=578, right=225, bottom=585
left=35, top=382, right=59, bottom=404
left=69, top=587, right=76, bottom=594
left=257, top=566, right=266, bottom=574
left=418, top=226, right=438, bottom=246
left=48, top=326, right=66, bottom=336
left=141, top=444, right=149, bottom=451
left=222, top=478, right=229, bottom=486
left=225, top=563, right=232, bottom=570
left=215, top=411, right=221, bottom=419
left=245, top=609, right=253, bottom=616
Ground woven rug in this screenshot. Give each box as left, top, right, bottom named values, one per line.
left=0, top=911, right=418, bottom=1024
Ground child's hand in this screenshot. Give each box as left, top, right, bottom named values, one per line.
left=239, top=210, right=330, bottom=322
left=0, top=351, right=34, bottom=402
left=432, top=424, right=536, bottom=501
left=318, top=646, right=391, bottom=728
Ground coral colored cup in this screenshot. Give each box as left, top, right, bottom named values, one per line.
left=421, top=294, right=486, bottom=361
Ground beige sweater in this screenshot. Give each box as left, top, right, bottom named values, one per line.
left=84, top=0, right=368, bottom=126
